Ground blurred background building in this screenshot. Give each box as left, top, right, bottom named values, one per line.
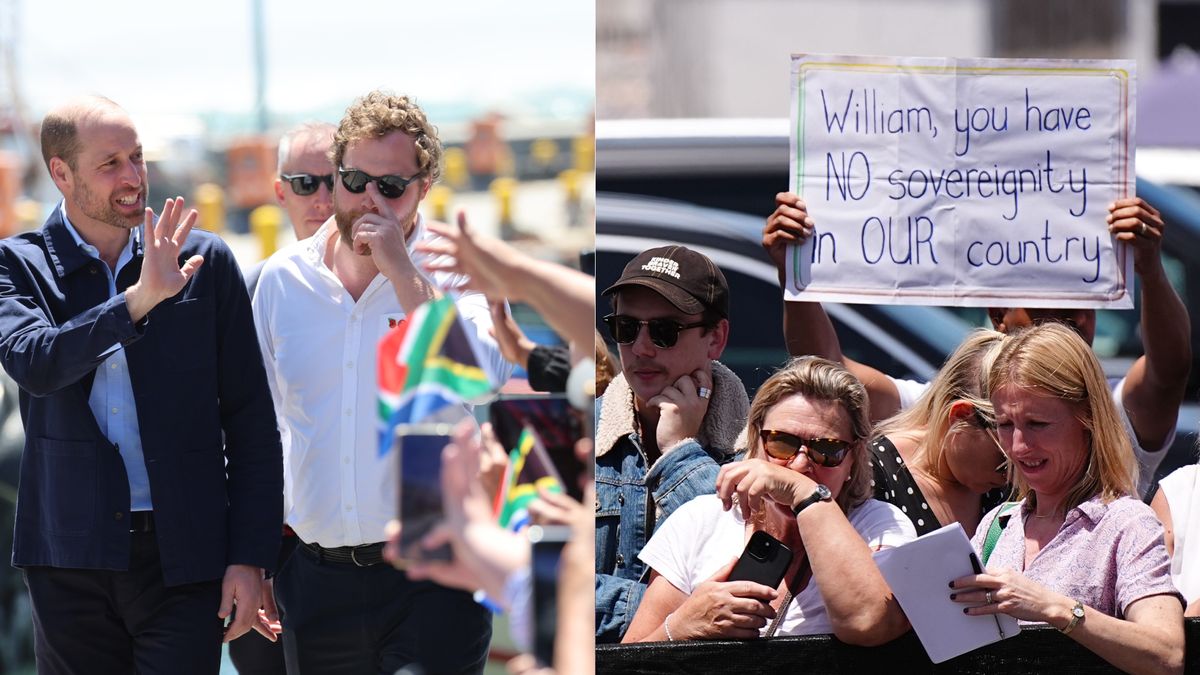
left=599, top=0, right=1198, bottom=120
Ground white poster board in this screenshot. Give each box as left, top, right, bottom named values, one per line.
left=787, top=54, right=1135, bottom=308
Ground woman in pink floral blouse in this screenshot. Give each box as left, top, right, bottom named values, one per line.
left=950, top=323, right=1184, bottom=675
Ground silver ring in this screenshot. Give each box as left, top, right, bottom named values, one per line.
left=697, top=386, right=712, bottom=400
left=1140, top=222, right=1148, bottom=236
left=986, top=591, right=994, bottom=604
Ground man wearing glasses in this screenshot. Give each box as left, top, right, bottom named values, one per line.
left=243, top=122, right=337, bottom=296
left=251, top=91, right=509, bottom=673
left=595, top=245, right=749, bottom=643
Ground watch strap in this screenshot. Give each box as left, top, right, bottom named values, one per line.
left=792, top=484, right=831, bottom=516
left=1059, top=600, right=1085, bottom=635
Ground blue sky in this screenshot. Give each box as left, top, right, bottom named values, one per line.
left=16, top=0, right=594, bottom=125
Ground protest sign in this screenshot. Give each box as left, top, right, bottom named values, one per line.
left=787, top=54, right=1135, bottom=308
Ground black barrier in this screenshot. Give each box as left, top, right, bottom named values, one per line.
left=597, top=620, right=1200, bottom=674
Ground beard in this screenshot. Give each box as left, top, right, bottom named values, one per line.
left=73, top=178, right=145, bottom=230
left=333, top=193, right=417, bottom=256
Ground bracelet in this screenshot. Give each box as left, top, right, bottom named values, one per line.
left=664, top=611, right=676, bottom=641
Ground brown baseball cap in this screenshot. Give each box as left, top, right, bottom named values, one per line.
left=602, top=245, right=729, bottom=318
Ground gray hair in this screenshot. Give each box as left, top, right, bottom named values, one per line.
left=277, top=121, right=336, bottom=174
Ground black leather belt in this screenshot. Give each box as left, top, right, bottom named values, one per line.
left=129, top=511, right=154, bottom=534
left=299, top=540, right=386, bottom=567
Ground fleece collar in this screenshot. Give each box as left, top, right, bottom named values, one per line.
left=596, top=360, right=748, bottom=460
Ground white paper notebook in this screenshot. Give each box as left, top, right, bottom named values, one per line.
left=873, top=522, right=1021, bottom=663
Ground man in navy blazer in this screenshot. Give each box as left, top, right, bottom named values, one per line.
left=0, top=96, right=283, bottom=674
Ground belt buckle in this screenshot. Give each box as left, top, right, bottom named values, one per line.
left=350, top=545, right=369, bottom=567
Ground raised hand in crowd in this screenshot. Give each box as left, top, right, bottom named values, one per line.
left=418, top=212, right=593, bottom=352
left=490, top=299, right=537, bottom=368
left=762, top=192, right=815, bottom=277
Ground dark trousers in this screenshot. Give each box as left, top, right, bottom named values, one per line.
left=22, top=531, right=223, bottom=675
left=275, top=543, right=492, bottom=675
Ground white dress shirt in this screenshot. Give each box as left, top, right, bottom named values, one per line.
left=252, top=215, right=511, bottom=548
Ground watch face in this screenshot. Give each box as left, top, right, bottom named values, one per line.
left=1072, top=605, right=1085, bottom=618
left=816, top=484, right=832, bottom=501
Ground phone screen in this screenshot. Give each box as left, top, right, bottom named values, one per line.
left=489, top=395, right=586, bottom=500
left=395, top=424, right=454, bottom=566
left=528, top=525, right=570, bottom=667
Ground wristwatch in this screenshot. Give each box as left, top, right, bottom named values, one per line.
left=792, top=484, right=833, bottom=516
left=1059, top=599, right=1085, bottom=635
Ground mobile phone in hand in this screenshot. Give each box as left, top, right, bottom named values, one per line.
left=489, top=394, right=586, bottom=500
left=395, top=423, right=455, bottom=566
left=529, top=524, right=571, bottom=667
left=728, top=530, right=793, bottom=589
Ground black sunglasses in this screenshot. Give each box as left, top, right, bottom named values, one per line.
left=603, top=314, right=707, bottom=349
left=759, top=430, right=852, bottom=467
left=281, top=173, right=333, bottom=196
left=338, top=168, right=421, bottom=199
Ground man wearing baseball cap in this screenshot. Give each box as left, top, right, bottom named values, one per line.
left=594, top=245, right=749, bottom=643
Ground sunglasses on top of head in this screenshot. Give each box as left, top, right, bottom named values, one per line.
left=337, top=167, right=422, bottom=199
left=280, top=173, right=333, bottom=196
left=759, top=430, right=852, bottom=467
left=603, top=314, right=707, bottom=349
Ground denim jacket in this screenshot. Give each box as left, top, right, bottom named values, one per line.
left=594, top=361, right=748, bottom=642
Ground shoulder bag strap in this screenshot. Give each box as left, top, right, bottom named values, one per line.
left=981, top=502, right=1020, bottom=566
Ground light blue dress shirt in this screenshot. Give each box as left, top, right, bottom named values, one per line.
left=60, top=204, right=152, bottom=511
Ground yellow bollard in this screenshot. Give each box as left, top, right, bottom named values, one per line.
left=443, top=147, right=469, bottom=191
left=490, top=177, right=517, bottom=239
left=194, top=183, right=226, bottom=234
left=530, top=138, right=559, bottom=171
left=427, top=184, right=453, bottom=223
left=250, top=204, right=283, bottom=261
left=572, top=135, right=595, bottom=175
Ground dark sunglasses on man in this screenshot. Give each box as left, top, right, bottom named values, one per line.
left=337, top=167, right=422, bottom=199
left=759, top=430, right=852, bottom=467
left=603, top=314, right=708, bottom=349
left=281, top=173, right=334, bottom=196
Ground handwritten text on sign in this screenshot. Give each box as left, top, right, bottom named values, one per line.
left=786, top=55, right=1135, bottom=308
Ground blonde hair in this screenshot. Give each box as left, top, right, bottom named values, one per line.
left=595, top=330, right=616, bottom=398
left=874, top=329, right=1004, bottom=483
left=984, top=322, right=1136, bottom=511
left=333, top=91, right=442, bottom=183
left=745, top=356, right=873, bottom=512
